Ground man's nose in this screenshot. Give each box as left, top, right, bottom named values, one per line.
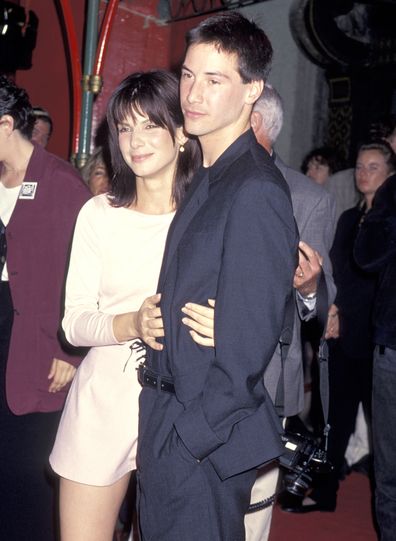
left=186, top=80, right=203, bottom=104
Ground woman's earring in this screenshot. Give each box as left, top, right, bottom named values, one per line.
left=179, top=144, right=185, bottom=153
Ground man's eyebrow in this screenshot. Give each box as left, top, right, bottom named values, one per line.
left=181, top=65, right=230, bottom=80
left=205, top=71, right=230, bottom=79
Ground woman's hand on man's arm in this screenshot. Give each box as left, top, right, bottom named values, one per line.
left=182, top=299, right=215, bottom=347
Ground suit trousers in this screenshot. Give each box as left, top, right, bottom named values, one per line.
left=245, top=461, right=279, bottom=541
left=372, top=345, right=396, bottom=541
left=137, top=388, right=257, bottom=541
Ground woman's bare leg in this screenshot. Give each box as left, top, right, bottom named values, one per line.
left=60, top=472, right=132, bottom=541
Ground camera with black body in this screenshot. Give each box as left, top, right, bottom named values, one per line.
left=278, top=430, right=333, bottom=497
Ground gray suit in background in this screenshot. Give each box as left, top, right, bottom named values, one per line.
left=246, top=84, right=336, bottom=541
left=325, top=167, right=361, bottom=221
left=264, top=155, right=337, bottom=417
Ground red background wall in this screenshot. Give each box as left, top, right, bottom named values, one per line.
left=14, top=1, right=206, bottom=161
left=16, top=0, right=85, bottom=159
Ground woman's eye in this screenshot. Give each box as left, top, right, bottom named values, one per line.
left=146, top=123, right=159, bottom=130
left=118, top=126, right=131, bottom=133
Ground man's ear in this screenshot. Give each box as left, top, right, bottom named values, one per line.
left=245, top=79, right=264, bottom=105
left=250, top=110, right=263, bottom=135
left=0, top=114, right=15, bottom=135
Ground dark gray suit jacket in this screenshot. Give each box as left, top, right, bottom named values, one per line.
left=138, top=131, right=299, bottom=481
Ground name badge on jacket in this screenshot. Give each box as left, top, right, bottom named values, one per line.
left=19, top=181, right=38, bottom=200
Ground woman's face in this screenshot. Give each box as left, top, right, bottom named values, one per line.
left=306, top=157, right=330, bottom=185
left=117, top=110, right=180, bottom=182
left=88, top=162, right=110, bottom=196
left=355, top=149, right=391, bottom=198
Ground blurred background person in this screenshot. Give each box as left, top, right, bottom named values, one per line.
left=0, top=76, right=89, bottom=540
left=80, top=146, right=111, bottom=196
left=31, top=106, right=53, bottom=148
left=301, top=146, right=344, bottom=185
left=301, top=145, right=356, bottom=221
left=291, top=140, right=396, bottom=514
left=354, top=142, right=396, bottom=541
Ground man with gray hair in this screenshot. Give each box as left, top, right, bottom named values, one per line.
left=245, top=85, right=337, bottom=540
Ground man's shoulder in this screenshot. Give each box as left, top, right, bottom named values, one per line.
left=243, top=142, right=290, bottom=195
left=38, top=148, right=90, bottom=201
left=41, top=147, right=83, bottom=182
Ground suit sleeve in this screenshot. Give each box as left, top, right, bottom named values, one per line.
left=174, top=179, right=298, bottom=460
left=295, top=190, right=337, bottom=325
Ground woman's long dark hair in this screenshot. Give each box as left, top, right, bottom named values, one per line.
left=106, top=70, right=201, bottom=208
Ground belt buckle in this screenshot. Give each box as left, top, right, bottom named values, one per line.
left=138, top=364, right=159, bottom=389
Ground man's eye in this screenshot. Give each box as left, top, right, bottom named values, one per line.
left=209, top=79, right=220, bottom=85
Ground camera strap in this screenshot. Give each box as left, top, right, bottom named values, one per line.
left=316, top=269, right=331, bottom=450
left=274, top=292, right=295, bottom=415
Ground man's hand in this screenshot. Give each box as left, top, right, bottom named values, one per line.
left=136, top=293, right=164, bottom=351
left=182, top=299, right=215, bottom=347
left=294, top=241, right=323, bottom=297
left=325, top=304, right=340, bottom=339
left=48, top=358, right=76, bottom=393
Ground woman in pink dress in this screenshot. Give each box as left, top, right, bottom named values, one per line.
left=50, top=71, right=203, bottom=541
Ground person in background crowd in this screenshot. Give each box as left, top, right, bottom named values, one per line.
left=80, top=146, right=111, bottom=196
left=233, top=83, right=336, bottom=537
left=301, top=146, right=344, bottom=185
left=0, top=76, right=89, bottom=540
left=354, top=142, right=396, bottom=541
left=31, top=106, right=53, bottom=147
left=290, top=141, right=395, bottom=513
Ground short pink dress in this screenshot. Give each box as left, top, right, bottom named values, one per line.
left=50, top=195, right=174, bottom=486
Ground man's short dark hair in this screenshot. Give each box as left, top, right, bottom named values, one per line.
left=186, top=11, right=273, bottom=83
left=0, top=75, right=34, bottom=138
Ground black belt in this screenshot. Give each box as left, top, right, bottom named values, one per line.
left=137, top=365, right=175, bottom=394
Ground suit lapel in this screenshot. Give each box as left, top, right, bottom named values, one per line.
left=158, top=168, right=209, bottom=290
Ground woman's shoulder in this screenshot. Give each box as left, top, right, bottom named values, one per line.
left=76, top=193, right=116, bottom=224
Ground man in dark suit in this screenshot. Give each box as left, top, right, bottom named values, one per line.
left=137, top=12, right=298, bottom=540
